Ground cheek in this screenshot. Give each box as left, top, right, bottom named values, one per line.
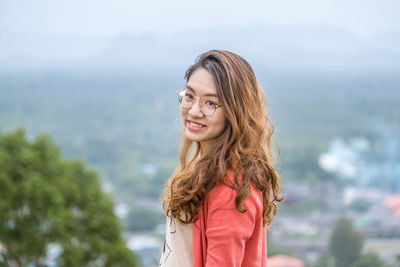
left=180, top=106, right=188, bottom=120
left=214, top=114, right=228, bottom=133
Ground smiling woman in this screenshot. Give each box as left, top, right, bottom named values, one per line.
left=160, top=50, right=283, bottom=267
left=179, top=68, right=227, bottom=152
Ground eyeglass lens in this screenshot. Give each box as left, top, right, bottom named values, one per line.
left=179, top=90, right=216, bottom=116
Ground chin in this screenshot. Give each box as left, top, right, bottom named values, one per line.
left=184, top=130, right=206, bottom=143
left=184, top=133, right=202, bottom=143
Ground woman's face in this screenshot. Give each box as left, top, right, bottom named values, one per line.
left=180, top=68, right=227, bottom=150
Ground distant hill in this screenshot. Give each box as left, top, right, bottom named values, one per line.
left=1, top=25, right=400, bottom=73
left=1, top=69, right=399, bottom=202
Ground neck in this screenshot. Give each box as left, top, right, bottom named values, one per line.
left=199, top=141, right=212, bottom=155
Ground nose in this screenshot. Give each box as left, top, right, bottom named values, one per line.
left=188, top=98, right=204, bottom=118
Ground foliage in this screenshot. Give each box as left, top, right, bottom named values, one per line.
left=266, top=231, right=281, bottom=257
left=125, top=206, right=164, bottom=232
left=0, top=129, right=140, bottom=267
left=329, top=217, right=364, bottom=267
left=279, top=200, right=327, bottom=215
left=312, top=255, right=334, bottom=267
left=350, top=253, right=386, bottom=267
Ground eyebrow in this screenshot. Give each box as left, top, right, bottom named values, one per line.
left=185, top=85, right=219, bottom=97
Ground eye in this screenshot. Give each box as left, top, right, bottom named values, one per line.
left=185, top=92, right=194, bottom=100
left=205, top=100, right=217, bottom=107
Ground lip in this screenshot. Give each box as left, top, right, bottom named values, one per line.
left=187, top=120, right=206, bottom=131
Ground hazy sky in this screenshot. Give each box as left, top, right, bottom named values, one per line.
left=1, top=0, right=399, bottom=37
left=1, top=0, right=399, bottom=72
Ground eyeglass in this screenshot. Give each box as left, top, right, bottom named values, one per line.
left=176, top=88, right=223, bottom=117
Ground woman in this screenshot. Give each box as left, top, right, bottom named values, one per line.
left=160, top=50, right=282, bottom=267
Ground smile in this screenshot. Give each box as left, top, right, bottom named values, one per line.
left=187, top=120, right=206, bottom=131
left=189, top=121, right=205, bottom=127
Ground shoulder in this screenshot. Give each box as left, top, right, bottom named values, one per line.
left=206, top=170, right=263, bottom=216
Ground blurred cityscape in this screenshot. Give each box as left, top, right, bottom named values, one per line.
left=1, top=1, right=400, bottom=266
left=125, top=138, right=400, bottom=266
left=1, top=67, right=399, bottom=267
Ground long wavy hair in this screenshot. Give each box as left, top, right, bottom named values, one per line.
left=162, top=50, right=283, bottom=227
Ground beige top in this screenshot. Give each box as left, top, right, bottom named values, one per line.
left=159, top=217, right=193, bottom=267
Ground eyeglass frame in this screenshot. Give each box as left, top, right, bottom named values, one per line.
left=176, top=88, right=223, bottom=117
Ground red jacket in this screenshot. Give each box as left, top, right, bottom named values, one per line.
left=193, top=171, right=267, bottom=267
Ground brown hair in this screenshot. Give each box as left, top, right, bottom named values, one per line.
left=162, top=50, right=283, bottom=226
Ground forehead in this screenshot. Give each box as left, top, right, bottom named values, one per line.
left=187, top=68, right=217, bottom=96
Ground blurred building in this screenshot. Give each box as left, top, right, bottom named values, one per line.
left=383, top=194, right=400, bottom=216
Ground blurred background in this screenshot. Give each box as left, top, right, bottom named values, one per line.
left=1, top=0, right=400, bottom=266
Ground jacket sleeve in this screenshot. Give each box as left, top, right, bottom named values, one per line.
left=205, top=183, right=262, bottom=267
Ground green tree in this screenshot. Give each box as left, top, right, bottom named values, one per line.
left=0, top=129, right=140, bottom=267
left=125, top=206, right=164, bottom=232
left=350, top=253, right=386, bottom=267
left=313, top=255, right=334, bottom=267
left=329, top=217, right=363, bottom=267
left=266, top=231, right=280, bottom=257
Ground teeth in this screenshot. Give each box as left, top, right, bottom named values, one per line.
left=189, top=122, right=203, bottom=127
